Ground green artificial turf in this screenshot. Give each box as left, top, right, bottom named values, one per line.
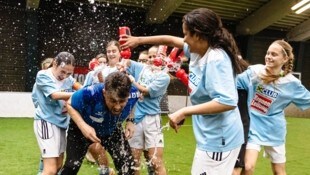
left=0, top=116, right=309, bottom=174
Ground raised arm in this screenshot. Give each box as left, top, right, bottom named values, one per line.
left=120, top=35, right=184, bottom=50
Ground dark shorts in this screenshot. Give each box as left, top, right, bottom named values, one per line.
left=60, top=120, right=135, bottom=175
left=235, top=89, right=250, bottom=168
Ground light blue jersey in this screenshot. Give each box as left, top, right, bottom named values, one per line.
left=184, top=43, right=244, bottom=152
left=83, top=70, right=96, bottom=87
left=32, top=68, right=75, bottom=129
left=237, top=64, right=310, bottom=146
left=127, top=61, right=170, bottom=123
left=83, top=66, right=118, bottom=87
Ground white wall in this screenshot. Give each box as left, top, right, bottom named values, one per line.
left=168, top=95, right=192, bottom=113
left=0, top=92, right=309, bottom=118
left=0, top=92, right=35, bottom=117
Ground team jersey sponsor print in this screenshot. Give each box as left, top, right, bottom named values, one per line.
left=250, top=85, right=278, bottom=114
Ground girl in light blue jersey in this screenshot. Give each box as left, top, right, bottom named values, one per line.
left=237, top=40, right=310, bottom=175
left=32, top=52, right=76, bottom=175
left=121, top=45, right=170, bottom=175
left=84, top=40, right=121, bottom=87
left=83, top=53, right=107, bottom=87
left=120, top=8, right=249, bottom=175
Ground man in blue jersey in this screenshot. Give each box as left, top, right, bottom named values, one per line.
left=59, top=72, right=139, bottom=175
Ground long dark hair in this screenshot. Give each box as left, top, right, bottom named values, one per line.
left=183, top=8, right=249, bottom=74
left=49, top=51, right=75, bottom=68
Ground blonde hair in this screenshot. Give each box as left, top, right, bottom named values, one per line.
left=106, top=40, right=121, bottom=51
left=41, top=58, right=54, bottom=70
left=260, top=40, right=294, bottom=84
left=95, top=53, right=107, bottom=59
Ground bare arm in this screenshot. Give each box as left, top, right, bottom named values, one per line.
left=169, top=100, right=235, bottom=132
left=50, top=92, right=73, bottom=101
left=66, top=97, right=101, bottom=143
left=131, top=80, right=149, bottom=96
left=72, top=82, right=82, bottom=90
left=182, top=100, right=235, bottom=116
left=126, top=68, right=150, bottom=96
left=50, top=81, right=82, bottom=100
left=124, top=106, right=136, bottom=139
left=120, top=35, right=184, bottom=49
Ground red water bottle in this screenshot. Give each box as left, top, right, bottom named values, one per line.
left=167, top=47, right=184, bottom=72
left=153, top=45, right=167, bottom=67
left=168, top=47, right=181, bottom=63
left=175, top=69, right=188, bottom=87
left=119, top=26, right=131, bottom=59
left=88, top=58, right=99, bottom=70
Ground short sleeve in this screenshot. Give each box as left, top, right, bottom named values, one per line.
left=36, top=72, right=58, bottom=97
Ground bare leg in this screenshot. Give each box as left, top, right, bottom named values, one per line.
left=243, top=149, right=259, bottom=175
left=42, top=154, right=63, bottom=175
left=148, top=147, right=166, bottom=175
left=143, top=150, right=155, bottom=175
left=85, top=147, right=96, bottom=163
left=88, top=143, right=115, bottom=175
left=232, top=167, right=243, bottom=175
left=131, top=148, right=143, bottom=175
left=88, top=143, right=109, bottom=166
left=271, top=163, right=286, bottom=175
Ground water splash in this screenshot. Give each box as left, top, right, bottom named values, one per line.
left=160, top=121, right=170, bottom=132
left=89, top=39, right=98, bottom=51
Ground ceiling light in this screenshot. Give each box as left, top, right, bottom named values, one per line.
left=295, top=2, right=310, bottom=14
left=291, top=0, right=309, bottom=10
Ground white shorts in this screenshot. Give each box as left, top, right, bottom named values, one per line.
left=246, top=142, right=286, bottom=163
left=34, top=119, right=67, bottom=158
left=191, top=147, right=241, bottom=175
left=128, top=114, right=164, bottom=149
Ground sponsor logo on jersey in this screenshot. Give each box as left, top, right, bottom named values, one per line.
left=251, top=93, right=272, bottom=114
left=89, top=115, right=104, bottom=123
left=256, top=85, right=278, bottom=98
left=251, top=85, right=277, bottom=114
left=95, top=111, right=103, bottom=116
left=189, top=72, right=200, bottom=87
left=129, top=91, right=140, bottom=99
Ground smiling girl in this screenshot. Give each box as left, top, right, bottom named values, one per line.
left=119, top=8, right=249, bottom=175
left=237, top=40, right=310, bottom=175
left=32, top=52, right=76, bottom=175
